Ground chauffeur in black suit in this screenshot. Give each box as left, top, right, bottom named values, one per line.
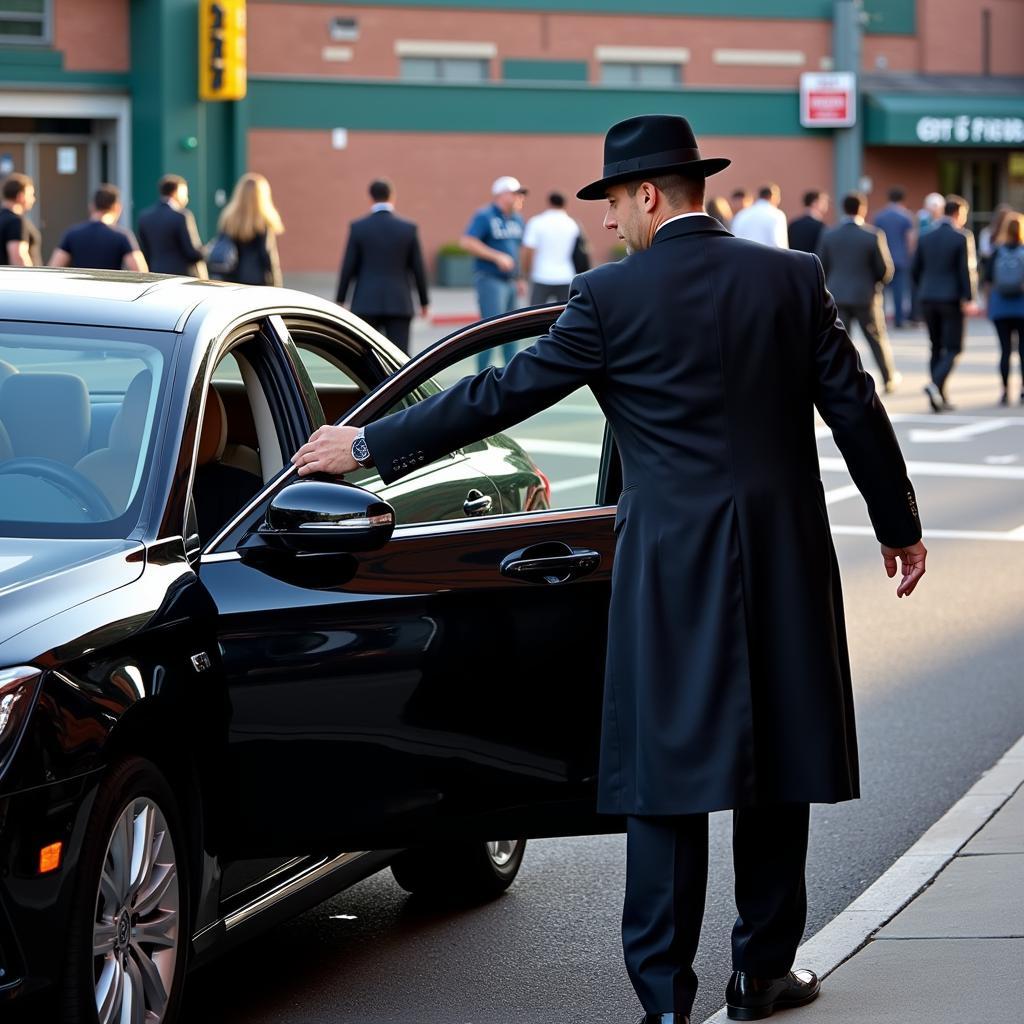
left=294, top=116, right=928, bottom=1024
left=911, top=194, right=979, bottom=412
left=136, top=174, right=208, bottom=278
left=336, top=178, right=430, bottom=354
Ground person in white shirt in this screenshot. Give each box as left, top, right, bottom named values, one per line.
left=731, top=182, right=789, bottom=248
left=521, top=191, right=583, bottom=304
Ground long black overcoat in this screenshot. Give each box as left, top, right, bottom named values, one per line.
left=366, top=214, right=921, bottom=815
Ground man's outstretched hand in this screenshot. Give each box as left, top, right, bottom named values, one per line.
left=292, top=425, right=360, bottom=477
left=881, top=539, right=927, bottom=598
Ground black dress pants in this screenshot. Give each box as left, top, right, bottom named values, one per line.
left=363, top=315, right=412, bottom=354
left=993, top=317, right=1024, bottom=390
left=623, top=804, right=810, bottom=1016
left=921, top=300, right=964, bottom=396
left=837, top=300, right=896, bottom=385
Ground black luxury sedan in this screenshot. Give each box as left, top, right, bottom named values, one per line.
left=0, top=268, right=621, bottom=1023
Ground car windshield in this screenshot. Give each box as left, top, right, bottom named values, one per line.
left=0, top=324, right=174, bottom=538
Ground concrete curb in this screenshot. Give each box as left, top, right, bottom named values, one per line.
left=701, top=734, right=1024, bottom=1023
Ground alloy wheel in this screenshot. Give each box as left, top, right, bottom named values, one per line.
left=485, top=840, right=519, bottom=867
left=92, top=797, right=180, bottom=1024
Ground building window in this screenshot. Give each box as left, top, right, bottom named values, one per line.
left=601, top=62, right=682, bottom=87
left=396, top=40, right=495, bottom=82
left=329, top=16, right=359, bottom=42
left=400, top=57, right=489, bottom=82
left=0, top=0, right=50, bottom=43
left=595, top=46, right=689, bottom=88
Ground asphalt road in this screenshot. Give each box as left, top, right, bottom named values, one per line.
left=179, top=315, right=1024, bottom=1024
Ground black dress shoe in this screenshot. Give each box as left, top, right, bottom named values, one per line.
left=633, top=1014, right=690, bottom=1024
left=726, top=969, right=820, bottom=1020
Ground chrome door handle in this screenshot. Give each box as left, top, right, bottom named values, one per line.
left=500, top=544, right=601, bottom=585
left=463, top=488, right=493, bottom=517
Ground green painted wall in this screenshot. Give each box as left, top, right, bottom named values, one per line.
left=248, top=77, right=811, bottom=137
left=128, top=0, right=243, bottom=237
left=256, top=0, right=914, bottom=33
left=0, top=44, right=129, bottom=88
left=503, top=59, right=588, bottom=81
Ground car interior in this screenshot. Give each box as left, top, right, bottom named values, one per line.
left=0, top=349, right=161, bottom=524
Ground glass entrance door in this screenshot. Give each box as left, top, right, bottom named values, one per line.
left=938, top=154, right=1005, bottom=237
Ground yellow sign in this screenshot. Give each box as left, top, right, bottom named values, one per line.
left=199, top=0, right=247, bottom=101
left=1010, top=153, right=1024, bottom=179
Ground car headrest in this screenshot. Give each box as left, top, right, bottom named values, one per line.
left=197, top=386, right=227, bottom=466
left=0, top=372, right=91, bottom=465
left=109, top=370, right=153, bottom=451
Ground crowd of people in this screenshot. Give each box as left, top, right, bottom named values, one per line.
left=0, top=169, right=284, bottom=286
left=1, top=166, right=1022, bottom=406
left=706, top=181, right=1024, bottom=408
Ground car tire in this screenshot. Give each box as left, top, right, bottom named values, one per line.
left=62, top=757, right=190, bottom=1024
left=391, top=839, right=526, bottom=902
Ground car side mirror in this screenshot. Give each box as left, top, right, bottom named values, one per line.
left=255, top=478, right=395, bottom=554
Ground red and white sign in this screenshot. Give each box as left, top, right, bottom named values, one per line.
left=800, top=72, right=857, bottom=128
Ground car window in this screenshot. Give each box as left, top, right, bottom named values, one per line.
left=354, top=333, right=606, bottom=525
left=297, top=347, right=360, bottom=389
left=0, top=325, right=171, bottom=537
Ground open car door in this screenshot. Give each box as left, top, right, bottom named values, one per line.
left=201, top=307, right=625, bottom=854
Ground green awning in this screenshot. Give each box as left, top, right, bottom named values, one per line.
left=865, top=91, right=1024, bottom=146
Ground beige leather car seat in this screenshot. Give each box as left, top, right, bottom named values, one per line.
left=192, top=386, right=262, bottom=542
left=0, top=372, right=91, bottom=465
left=75, top=370, right=153, bottom=512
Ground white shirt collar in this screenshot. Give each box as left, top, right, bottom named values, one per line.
left=655, top=211, right=708, bottom=235
left=371, top=202, right=394, bottom=213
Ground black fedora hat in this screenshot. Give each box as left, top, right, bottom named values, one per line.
left=577, top=114, right=730, bottom=201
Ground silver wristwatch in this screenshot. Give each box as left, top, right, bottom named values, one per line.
left=350, top=429, right=372, bottom=468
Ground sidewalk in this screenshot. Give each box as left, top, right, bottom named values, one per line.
left=705, top=736, right=1024, bottom=1023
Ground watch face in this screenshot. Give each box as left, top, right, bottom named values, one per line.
left=352, top=435, right=370, bottom=463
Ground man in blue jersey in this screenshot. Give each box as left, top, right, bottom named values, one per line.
left=460, top=175, right=527, bottom=368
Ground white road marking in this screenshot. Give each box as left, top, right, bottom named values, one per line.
left=908, top=419, right=1014, bottom=444
left=831, top=524, right=1024, bottom=542
left=820, top=456, right=1024, bottom=480
left=824, top=484, right=861, bottom=505
left=517, top=438, right=603, bottom=458
left=525, top=404, right=603, bottom=416
left=889, top=412, right=1024, bottom=425
left=550, top=472, right=601, bottom=494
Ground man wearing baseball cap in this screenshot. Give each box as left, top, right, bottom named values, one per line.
left=460, top=175, right=528, bottom=369
left=295, top=114, right=927, bottom=1023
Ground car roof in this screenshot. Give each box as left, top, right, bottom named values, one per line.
left=0, top=267, right=348, bottom=334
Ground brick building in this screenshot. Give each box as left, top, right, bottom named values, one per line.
left=1, top=0, right=1022, bottom=274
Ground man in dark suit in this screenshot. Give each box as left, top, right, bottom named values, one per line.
left=294, top=116, right=927, bottom=1024
left=912, top=194, right=979, bottom=411
left=136, top=174, right=207, bottom=278
left=787, top=189, right=829, bottom=253
left=336, top=179, right=430, bottom=355
left=818, top=192, right=900, bottom=392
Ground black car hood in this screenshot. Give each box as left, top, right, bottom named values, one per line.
left=0, top=537, right=144, bottom=646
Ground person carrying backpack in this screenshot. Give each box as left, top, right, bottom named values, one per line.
left=985, top=211, right=1024, bottom=405
left=207, top=172, right=284, bottom=286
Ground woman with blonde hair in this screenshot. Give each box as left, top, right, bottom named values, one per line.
left=985, top=210, right=1024, bottom=404
left=207, top=172, right=284, bottom=286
